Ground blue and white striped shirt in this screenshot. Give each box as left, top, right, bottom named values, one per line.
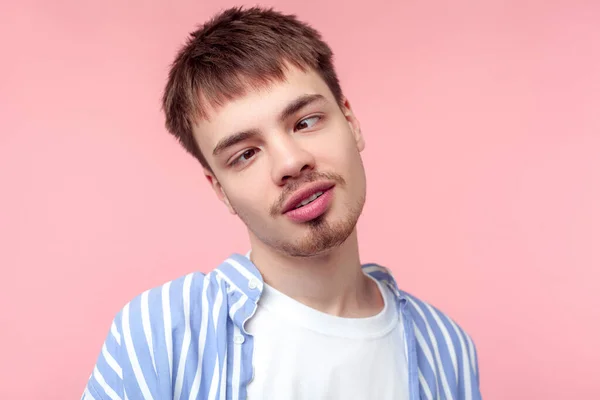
left=82, top=253, right=482, bottom=400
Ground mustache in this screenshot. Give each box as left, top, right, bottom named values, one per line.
left=270, top=171, right=346, bottom=216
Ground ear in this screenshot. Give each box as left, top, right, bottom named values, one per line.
left=204, top=168, right=237, bottom=215
left=341, top=97, right=365, bottom=152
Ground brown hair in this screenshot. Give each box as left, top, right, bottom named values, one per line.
left=161, top=6, right=343, bottom=169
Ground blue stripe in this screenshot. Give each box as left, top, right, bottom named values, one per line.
left=127, top=293, right=158, bottom=393
left=459, top=328, right=481, bottom=398
left=420, top=300, right=459, bottom=396
left=225, top=318, right=235, bottom=400
left=211, top=274, right=230, bottom=400
left=148, top=284, right=171, bottom=399
left=400, top=301, right=424, bottom=400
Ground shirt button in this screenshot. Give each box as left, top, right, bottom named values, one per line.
left=248, top=278, right=260, bottom=290
left=234, top=335, right=245, bottom=344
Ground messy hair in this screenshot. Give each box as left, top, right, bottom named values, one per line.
left=161, top=6, right=343, bottom=169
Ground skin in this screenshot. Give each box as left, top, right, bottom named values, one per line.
left=193, top=65, right=383, bottom=317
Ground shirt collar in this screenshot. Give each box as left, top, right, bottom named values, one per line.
left=215, top=253, right=264, bottom=304
left=215, top=252, right=407, bottom=308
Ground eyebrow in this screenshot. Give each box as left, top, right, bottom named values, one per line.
left=278, top=93, right=326, bottom=123
left=212, top=94, right=327, bottom=157
left=212, top=129, right=260, bottom=157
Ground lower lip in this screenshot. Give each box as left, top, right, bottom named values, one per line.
left=284, top=188, right=334, bottom=223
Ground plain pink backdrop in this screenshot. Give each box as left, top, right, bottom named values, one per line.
left=1, top=0, right=599, bottom=398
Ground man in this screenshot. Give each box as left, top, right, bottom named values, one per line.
left=83, top=6, right=481, bottom=400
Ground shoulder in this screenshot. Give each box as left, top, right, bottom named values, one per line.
left=114, top=270, right=217, bottom=335
left=112, top=252, right=258, bottom=336
left=401, top=289, right=478, bottom=360
left=85, top=270, right=224, bottom=398
left=401, top=289, right=482, bottom=396
left=363, top=262, right=476, bottom=343
left=363, top=263, right=480, bottom=380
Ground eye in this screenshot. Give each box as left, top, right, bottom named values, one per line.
left=295, top=115, right=321, bottom=131
left=231, top=148, right=258, bottom=167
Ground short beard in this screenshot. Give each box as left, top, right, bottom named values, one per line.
left=238, top=194, right=365, bottom=258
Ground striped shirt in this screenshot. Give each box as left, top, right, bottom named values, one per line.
left=82, top=253, right=482, bottom=400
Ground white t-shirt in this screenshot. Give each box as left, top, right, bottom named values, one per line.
left=245, top=276, right=410, bottom=400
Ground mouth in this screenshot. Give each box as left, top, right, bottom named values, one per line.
left=293, top=191, right=326, bottom=209
left=280, top=182, right=336, bottom=223
left=281, top=182, right=336, bottom=214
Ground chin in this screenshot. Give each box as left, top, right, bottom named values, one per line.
left=280, top=213, right=358, bottom=257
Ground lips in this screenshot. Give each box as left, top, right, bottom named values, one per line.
left=281, top=181, right=336, bottom=214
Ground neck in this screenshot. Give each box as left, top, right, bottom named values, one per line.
left=248, top=229, right=383, bottom=317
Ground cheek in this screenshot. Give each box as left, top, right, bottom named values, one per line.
left=317, top=131, right=361, bottom=170
left=224, top=179, right=270, bottom=214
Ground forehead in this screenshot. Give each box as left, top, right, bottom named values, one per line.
left=192, top=66, right=335, bottom=144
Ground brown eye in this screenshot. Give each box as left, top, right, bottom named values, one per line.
left=231, top=148, right=259, bottom=167
left=242, top=149, right=255, bottom=160
left=295, top=116, right=320, bottom=131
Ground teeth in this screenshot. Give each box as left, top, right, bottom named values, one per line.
left=295, top=191, right=324, bottom=209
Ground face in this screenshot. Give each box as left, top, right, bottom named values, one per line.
left=193, top=66, right=367, bottom=257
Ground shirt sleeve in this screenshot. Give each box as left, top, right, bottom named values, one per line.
left=81, top=314, right=126, bottom=400
left=466, top=332, right=482, bottom=398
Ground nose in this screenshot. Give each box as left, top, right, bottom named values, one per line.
left=270, top=137, right=316, bottom=186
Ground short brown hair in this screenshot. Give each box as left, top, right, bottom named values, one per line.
left=161, top=6, right=343, bottom=169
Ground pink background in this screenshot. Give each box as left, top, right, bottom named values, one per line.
left=1, top=0, right=599, bottom=398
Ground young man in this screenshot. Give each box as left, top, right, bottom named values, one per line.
left=83, top=7, right=481, bottom=400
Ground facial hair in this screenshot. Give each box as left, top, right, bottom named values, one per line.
left=231, top=171, right=366, bottom=257
left=280, top=195, right=365, bottom=257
